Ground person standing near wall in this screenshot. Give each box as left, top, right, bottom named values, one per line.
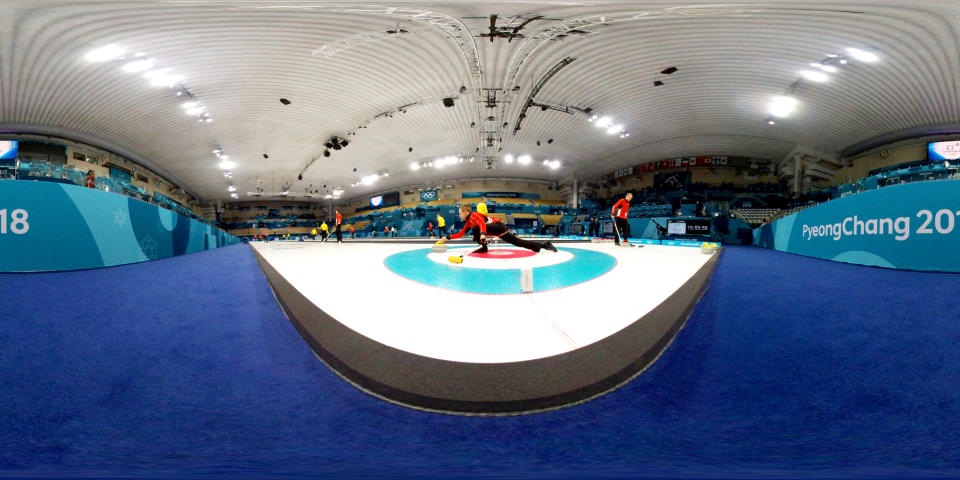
left=427, top=222, right=434, bottom=238
left=335, top=210, right=343, bottom=243
left=611, top=193, right=633, bottom=246
left=437, top=214, right=447, bottom=238
left=350, top=226, right=355, bottom=239
left=85, top=170, right=96, bottom=188
left=391, top=226, right=397, bottom=237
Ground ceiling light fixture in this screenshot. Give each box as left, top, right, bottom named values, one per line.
left=84, top=44, right=125, bottom=62
left=800, top=70, right=829, bottom=82
left=122, top=58, right=155, bottom=73
left=143, top=68, right=182, bottom=87
left=810, top=63, right=838, bottom=73
left=846, top=47, right=879, bottom=62
left=768, top=95, right=798, bottom=118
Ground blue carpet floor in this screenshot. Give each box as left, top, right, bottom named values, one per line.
left=1, top=244, right=959, bottom=478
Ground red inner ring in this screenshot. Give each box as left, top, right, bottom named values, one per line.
left=467, top=248, right=537, bottom=259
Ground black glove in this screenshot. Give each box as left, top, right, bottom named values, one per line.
left=479, top=234, right=487, bottom=243
left=444, top=235, right=451, bottom=241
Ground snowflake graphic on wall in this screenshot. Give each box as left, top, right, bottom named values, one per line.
left=139, top=236, right=158, bottom=260
left=113, top=209, right=128, bottom=226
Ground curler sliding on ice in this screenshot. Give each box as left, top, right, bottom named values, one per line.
left=443, top=204, right=557, bottom=263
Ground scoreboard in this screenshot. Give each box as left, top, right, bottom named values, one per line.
left=666, top=219, right=711, bottom=237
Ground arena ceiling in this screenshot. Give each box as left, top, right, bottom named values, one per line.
left=2, top=1, right=960, bottom=202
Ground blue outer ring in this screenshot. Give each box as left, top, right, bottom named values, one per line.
left=384, top=246, right=617, bottom=294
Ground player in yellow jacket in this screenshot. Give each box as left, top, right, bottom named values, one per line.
left=320, top=221, right=329, bottom=241
left=437, top=214, right=448, bottom=238
left=476, top=197, right=488, bottom=215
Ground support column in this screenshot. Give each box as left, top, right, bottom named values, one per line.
left=793, top=153, right=802, bottom=195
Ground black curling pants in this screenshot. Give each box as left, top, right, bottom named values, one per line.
left=471, top=223, right=547, bottom=253
left=613, top=217, right=630, bottom=245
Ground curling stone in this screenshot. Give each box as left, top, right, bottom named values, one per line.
left=700, top=242, right=720, bottom=254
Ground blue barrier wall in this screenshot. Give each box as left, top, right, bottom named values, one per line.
left=753, top=179, right=960, bottom=272
left=0, top=180, right=239, bottom=272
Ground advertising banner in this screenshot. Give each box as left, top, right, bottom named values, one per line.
left=0, top=180, right=239, bottom=272
left=753, top=179, right=960, bottom=271
left=928, top=141, right=960, bottom=160
left=461, top=192, right=541, bottom=199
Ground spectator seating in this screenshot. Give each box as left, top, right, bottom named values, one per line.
left=487, top=213, right=509, bottom=224
left=489, top=197, right=531, bottom=206
left=732, top=208, right=780, bottom=225
left=352, top=220, right=371, bottom=231
left=540, top=214, right=562, bottom=225
left=533, top=199, right=565, bottom=207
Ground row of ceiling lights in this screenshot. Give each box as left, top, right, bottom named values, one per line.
left=214, top=148, right=239, bottom=199
left=407, top=154, right=561, bottom=171
left=766, top=47, right=879, bottom=124
left=586, top=115, right=630, bottom=138
left=503, top=154, right=562, bottom=170
left=410, top=156, right=474, bottom=170
left=84, top=44, right=212, bottom=123
left=351, top=172, right=389, bottom=188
